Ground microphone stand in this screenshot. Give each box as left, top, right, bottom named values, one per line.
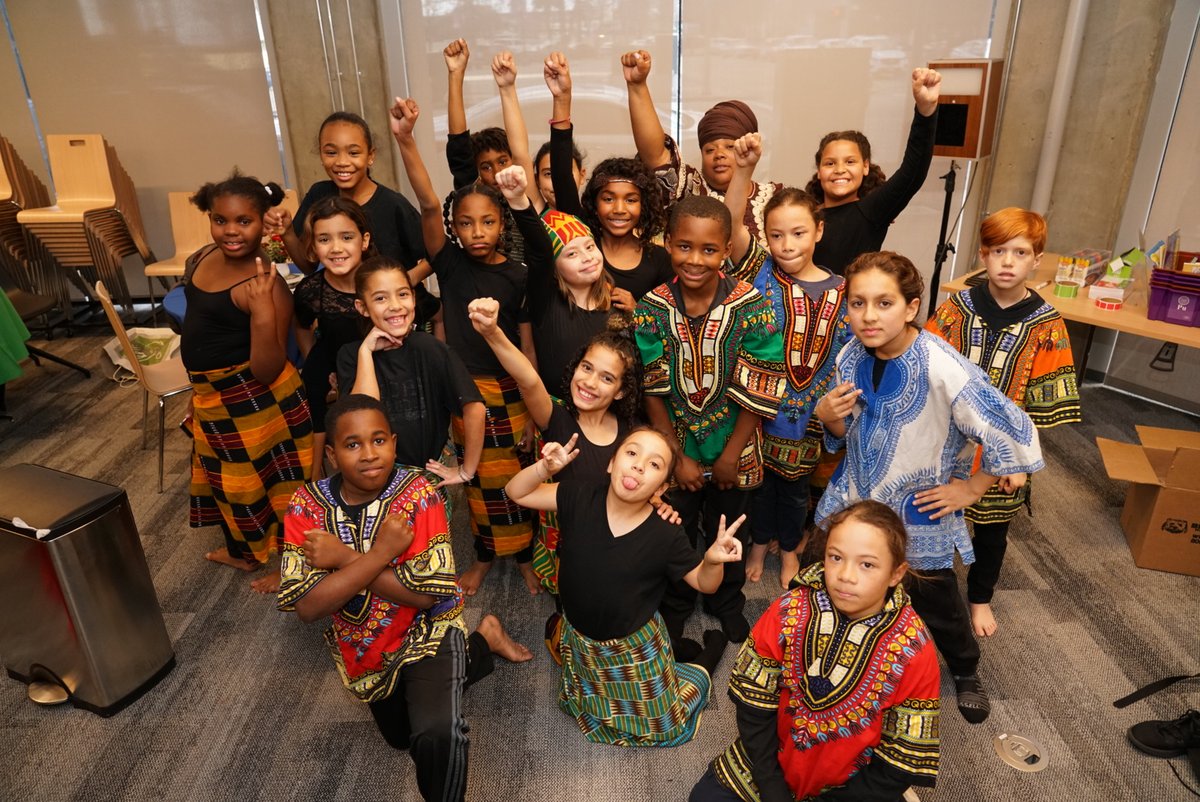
left=928, top=160, right=959, bottom=319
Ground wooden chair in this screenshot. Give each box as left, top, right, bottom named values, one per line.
left=144, top=192, right=213, bottom=323
left=95, top=280, right=192, bottom=493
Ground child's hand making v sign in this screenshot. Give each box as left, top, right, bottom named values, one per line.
left=704, top=514, right=746, bottom=565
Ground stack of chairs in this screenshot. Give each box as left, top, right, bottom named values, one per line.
left=0, top=135, right=65, bottom=308
left=17, top=134, right=156, bottom=317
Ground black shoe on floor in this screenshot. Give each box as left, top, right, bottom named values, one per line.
left=1128, top=709, right=1200, bottom=758
left=954, top=674, right=991, bottom=724
left=718, top=612, right=750, bottom=643
left=674, top=638, right=703, bottom=663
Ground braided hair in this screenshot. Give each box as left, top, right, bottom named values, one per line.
left=581, top=157, right=665, bottom=248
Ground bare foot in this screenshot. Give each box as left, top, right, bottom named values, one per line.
left=250, top=567, right=281, bottom=594
left=459, top=559, right=492, bottom=597
left=476, top=613, right=533, bottom=662
left=205, top=547, right=258, bottom=572
left=767, top=539, right=780, bottom=556
left=745, top=543, right=768, bottom=583
left=517, top=561, right=542, bottom=595
left=779, top=549, right=800, bottom=590
left=970, top=602, right=998, bottom=637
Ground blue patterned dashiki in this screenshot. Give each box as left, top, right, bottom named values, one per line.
left=815, top=330, right=1044, bottom=570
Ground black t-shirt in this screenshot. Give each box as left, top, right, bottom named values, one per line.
left=606, top=244, right=674, bottom=301
left=556, top=482, right=701, bottom=641
left=433, top=210, right=541, bottom=376
left=813, top=107, right=937, bottom=275
left=542, top=404, right=627, bottom=484
left=336, top=331, right=483, bottom=468
left=294, top=180, right=427, bottom=270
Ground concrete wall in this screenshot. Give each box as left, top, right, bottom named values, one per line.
left=265, top=0, right=401, bottom=198
left=985, top=0, right=1176, bottom=255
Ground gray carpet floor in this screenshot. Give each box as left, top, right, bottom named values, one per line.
left=1, top=332, right=1199, bottom=801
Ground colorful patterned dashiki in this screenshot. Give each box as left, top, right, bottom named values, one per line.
left=559, top=612, right=710, bottom=747
left=634, top=249, right=785, bottom=488
left=277, top=468, right=465, bottom=703
left=655, top=135, right=782, bottom=249
left=710, top=563, right=940, bottom=800
left=750, top=242, right=853, bottom=479
left=815, top=331, right=1045, bottom=570
left=451, top=374, right=533, bottom=557
left=927, top=287, right=1081, bottom=523
left=189, top=360, right=313, bottom=565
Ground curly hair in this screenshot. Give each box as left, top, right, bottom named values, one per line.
left=580, top=157, right=665, bottom=247
left=559, top=313, right=642, bottom=429
left=804, top=130, right=887, bottom=203
left=191, top=168, right=284, bottom=215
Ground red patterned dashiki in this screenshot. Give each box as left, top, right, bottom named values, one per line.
left=278, top=469, right=465, bottom=702
left=711, top=563, right=940, bottom=800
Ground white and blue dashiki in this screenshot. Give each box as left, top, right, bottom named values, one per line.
left=815, top=330, right=1044, bottom=571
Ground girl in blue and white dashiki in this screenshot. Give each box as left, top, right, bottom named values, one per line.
left=506, top=427, right=743, bottom=747
left=814, top=251, right=1043, bottom=727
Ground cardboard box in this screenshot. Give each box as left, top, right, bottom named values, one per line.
left=1096, top=426, right=1200, bottom=577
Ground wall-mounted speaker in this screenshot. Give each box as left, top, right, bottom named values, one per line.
left=928, top=59, right=1004, bottom=160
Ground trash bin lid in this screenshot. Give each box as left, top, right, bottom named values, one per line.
left=0, top=464, right=125, bottom=539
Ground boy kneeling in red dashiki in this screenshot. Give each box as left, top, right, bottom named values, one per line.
left=278, top=394, right=531, bottom=802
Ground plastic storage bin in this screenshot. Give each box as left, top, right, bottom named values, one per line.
left=1148, top=268, right=1200, bottom=328
left=0, top=464, right=175, bottom=716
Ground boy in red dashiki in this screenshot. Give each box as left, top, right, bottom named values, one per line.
left=926, top=207, right=1081, bottom=639
left=278, top=394, right=531, bottom=802
left=634, top=194, right=785, bottom=653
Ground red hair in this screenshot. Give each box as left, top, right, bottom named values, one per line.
left=979, top=207, right=1047, bottom=253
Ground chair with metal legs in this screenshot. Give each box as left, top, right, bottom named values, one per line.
left=94, top=281, right=192, bottom=492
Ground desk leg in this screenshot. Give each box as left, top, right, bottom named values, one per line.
left=1079, top=324, right=1096, bottom=380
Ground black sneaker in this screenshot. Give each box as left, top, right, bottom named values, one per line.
left=954, top=674, right=991, bottom=724
left=718, top=612, right=750, bottom=643
left=1128, top=709, right=1200, bottom=758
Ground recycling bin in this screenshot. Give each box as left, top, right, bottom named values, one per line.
left=0, top=463, right=175, bottom=716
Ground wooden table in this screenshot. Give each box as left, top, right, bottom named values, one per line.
left=940, top=254, right=1200, bottom=375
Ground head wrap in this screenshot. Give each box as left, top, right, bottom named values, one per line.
left=540, top=209, right=594, bottom=259
left=697, top=100, right=758, bottom=147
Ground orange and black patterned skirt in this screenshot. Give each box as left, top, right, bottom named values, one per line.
left=189, top=361, right=313, bottom=564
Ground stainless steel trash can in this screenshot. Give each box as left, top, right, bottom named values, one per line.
left=0, top=463, right=175, bottom=716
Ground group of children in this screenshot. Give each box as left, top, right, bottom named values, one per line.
left=175, top=41, right=1081, bottom=802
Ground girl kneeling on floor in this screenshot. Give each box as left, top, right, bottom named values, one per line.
left=506, top=427, right=743, bottom=746
left=690, top=500, right=940, bottom=802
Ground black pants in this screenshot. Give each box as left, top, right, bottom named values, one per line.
left=689, top=767, right=743, bottom=801
left=660, top=484, right=751, bottom=644
left=749, top=471, right=810, bottom=552
left=905, top=569, right=980, bottom=677
left=367, top=629, right=494, bottom=802
left=967, top=521, right=1010, bottom=604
